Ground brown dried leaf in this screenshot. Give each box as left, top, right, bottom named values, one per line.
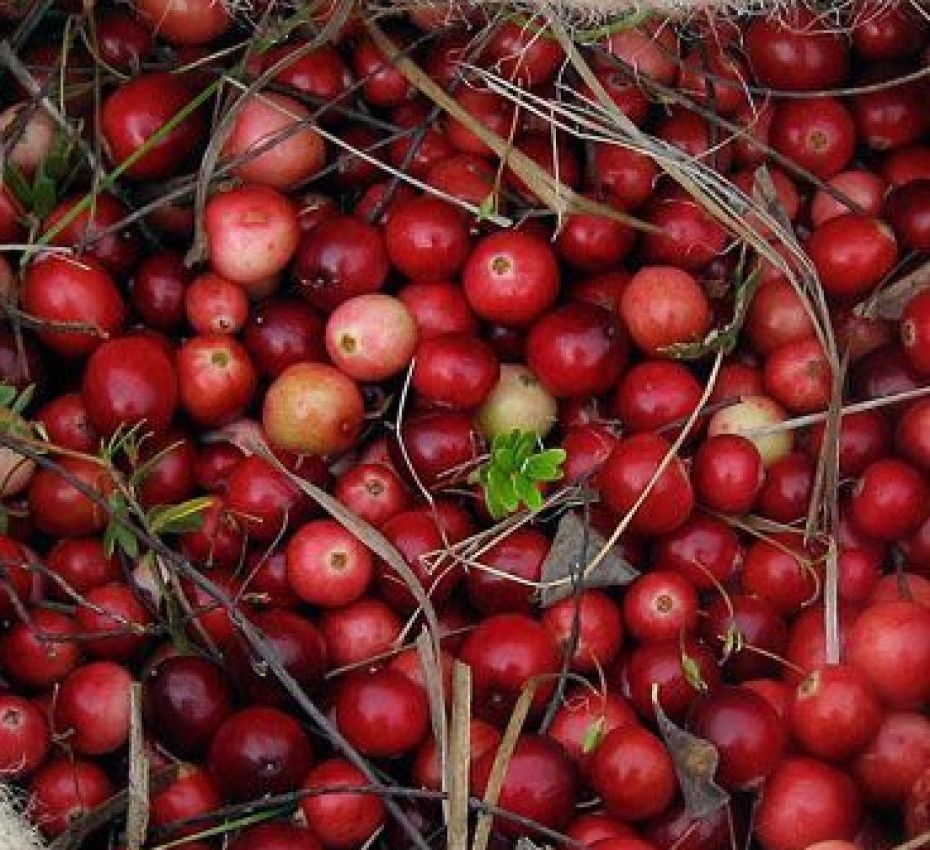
left=652, top=687, right=729, bottom=820
left=448, top=661, right=472, bottom=850
left=472, top=680, right=536, bottom=850
left=539, top=511, right=638, bottom=607
left=125, top=683, right=149, bottom=850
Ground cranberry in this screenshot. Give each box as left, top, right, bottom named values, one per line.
left=850, top=458, right=928, bottom=541
left=296, top=215, right=389, bottom=312
left=763, top=338, right=831, bottom=414
left=28, top=758, right=114, bottom=837
left=28, top=457, right=115, bottom=537
left=333, top=463, right=408, bottom=528
left=414, top=717, right=501, bottom=790
left=226, top=609, right=326, bottom=707
left=600, top=20, right=679, bottom=86
left=703, top=593, right=789, bottom=682
left=806, top=214, right=898, bottom=301
left=95, top=8, right=153, bottom=69
left=745, top=9, right=849, bottom=90
left=622, top=569, right=699, bottom=643
left=144, top=654, right=233, bottom=758
left=852, top=711, right=930, bottom=807
left=741, top=533, right=819, bottom=616
left=135, top=0, right=229, bottom=44
left=613, top=360, right=702, bottom=435
left=300, top=758, right=386, bottom=850
left=599, top=433, right=694, bottom=536
left=641, top=194, right=728, bottom=271
left=286, top=517, right=373, bottom=607
left=588, top=144, right=658, bottom=211
left=620, top=266, right=712, bottom=355
left=82, top=335, right=178, bottom=436
left=589, top=725, right=676, bottom=821
left=692, top=434, right=764, bottom=515
left=101, top=72, right=205, bottom=180
left=0, top=694, right=49, bottom=778
left=54, top=660, right=132, bottom=755
left=334, top=667, right=429, bottom=758
left=75, top=582, right=152, bottom=661
left=185, top=273, right=249, bottom=335
left=385, top=196, right=471, bottom=281
left=471, top=734, right=578, bottom=836
left=177, top=334, right=257, bottom=427
left=222, top=93, right=325, bottom=190
left=526, top=303, right=628, bottom=399
left=853, top=0, right=929, bottom=60
left=352, top=36, right=413, bottom=107
left=811, top=170, right=887, bottom=227
left=398, top=280, right=477, bottom=338
left=22, top=253, right=125, bottom=357
left=769, top=98, right=855, bottom=179
left=243, top=297, right=325, bottom=378
left=325, top=293, right=417, bottom=382
left=459, top=613, right=560, bottom=724
left=391, top=411, right=483, bottom=489
left=852, top=74, right=927, bottom=152
left=0, top=609, right=81, bottom=688
left=808, top=409, right=892, bottom=477
left=319, top=598, right=402, bottom=669
left=44, top=192, right=140, bottom=277
left=541, top=589, right=624, bottom=674
left=464, top=528, right=548, bottom=615
left=555, top=204, right=635, bottom=272
left=688, top=685, right=785, bottom=791
left=790, top=664, right=882, bottom=761
left=655, top=514, right=743, bottom=590
left=207, top=706, right=313, bottom=801
left=131, top=250, right=190, bottom=332
left=848, top=600, right=930, bottom=708
left=887, top=179, right=930, bottom=251
left=229, top=823, right=322, bottom=850
left=755, top=452, right=814, bottom=523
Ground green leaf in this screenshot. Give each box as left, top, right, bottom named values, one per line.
left=0, top=385, right=17, bottom=409
left=148, top=496, right=213, bottom=535
left=11, top=384, right=34, bottom=416
left=3, top=164, right=32, bottom=208
left=581, top=717, right=606, bottom=754
left=476, top=192, right=497, bottom=223
left=681, top=650, right=708, bottom=693
left=513, top=475, right=543, bottom=512
left=31, top=166, right=57, bottom=219
left=522, top=448, right=566, bottom=482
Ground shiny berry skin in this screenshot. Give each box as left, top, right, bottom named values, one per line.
left=177, top=334, right=257, bottom=427
left=555, top=205, right=635, bottom=272
left=207, top=706, right=313, bottom=801
left=296, top=215, right=389, bottom=313
left=95, top=8, right=153, bottom=70
left=44, top=192, right=140, bottom=277
left=613, top=359, right=702, bottom=435
left=623, top=639, right=721, bottom=722
left=334, top=667, right=430, bottom=758
left=547, top=688, right=637, bottom=770
left=809, top=409, right=892, bottom=478
left=462, top=231, right=560, bottom=327
left=599, top=433, right=694, bottom=536
left=75, top=582, right=153, bottom=661
left=620, top=266, right=712, bottom=355
left=703, top=594, right=788, bottom=682
left=459, top=613, right=560, bottom=725
left=541, top=589, right=624, bottom=674
left=471, top=734, right=578, bottom=836
left=0, top=609, right=81, bottom=689
left=763, top=338, right=831, bottom=414
left=22, top=253, right=125, bottom=357
left=101, top=72, right=205, bottom=180
left=902, top=289, right=930, bottom=374
left=789, top=664, right=882, bottom=761
left=226, top=610, right=327, bottom=708
left=300, top=758, right=386, bottom=850
left=286, top=518, right=373, bottom=607
left=185, top=273, right=249, bottom=335
left=806, top=215, right=899, bottom=301
left=131, top=250, right=190, bottom=333
left=622, top=569, right=699, bottom=643
left=54, top=660, right=132, bottom=755
left=0, top=694, right=49, bottom=779
left=28, top=758, right=115, bottom=838
left=769, top=98, right=855, bottom=180
left=755, top=452, right=814, bottom=524
left=35, top=393, right=99, bottom=454
left=526, top=303, right=628, bottom=399
left=135, top=0, right=230, bottom=44
left=464, top=528, right=549, bottom=615
left=850, top=458, right=928, bottom=541
left=641, top=194, right=728, bottom=272
left=692, top=434, right=764, bottom=514
left=398, top=280, right=476, bottom=338
left=654, top=513, right=743, bottom=591
left=589, top=725, right=676, bottom=821
left=755, top=757, right=861, bottom=850
left=143, top=655, right=233, bottom=758
left=243, top=297, right=325, bottom=378
left=848, top=600, right=930, bottom=708
left=887, top=179, right=930, bottom=251
left=852, top=711, right=930, bottom=808
left=745, top=10, right=849, bottom=91
left=81, top=335, right=178, bottom=437
left=412, top=333, right=499, bottom=411
left=385, top=196, right=470, bottom=281
left=28, top=457, right=115, bottom=537
left=740, top=534, right=819, bottom=616
left=687, top=685, right=786, bottom=791
left=319, top=598, right=401, bottom=669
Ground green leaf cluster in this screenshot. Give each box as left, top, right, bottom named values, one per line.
left=4, top=129, right=76, bottom=219
left=473, top=429, right=566, bottom=519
